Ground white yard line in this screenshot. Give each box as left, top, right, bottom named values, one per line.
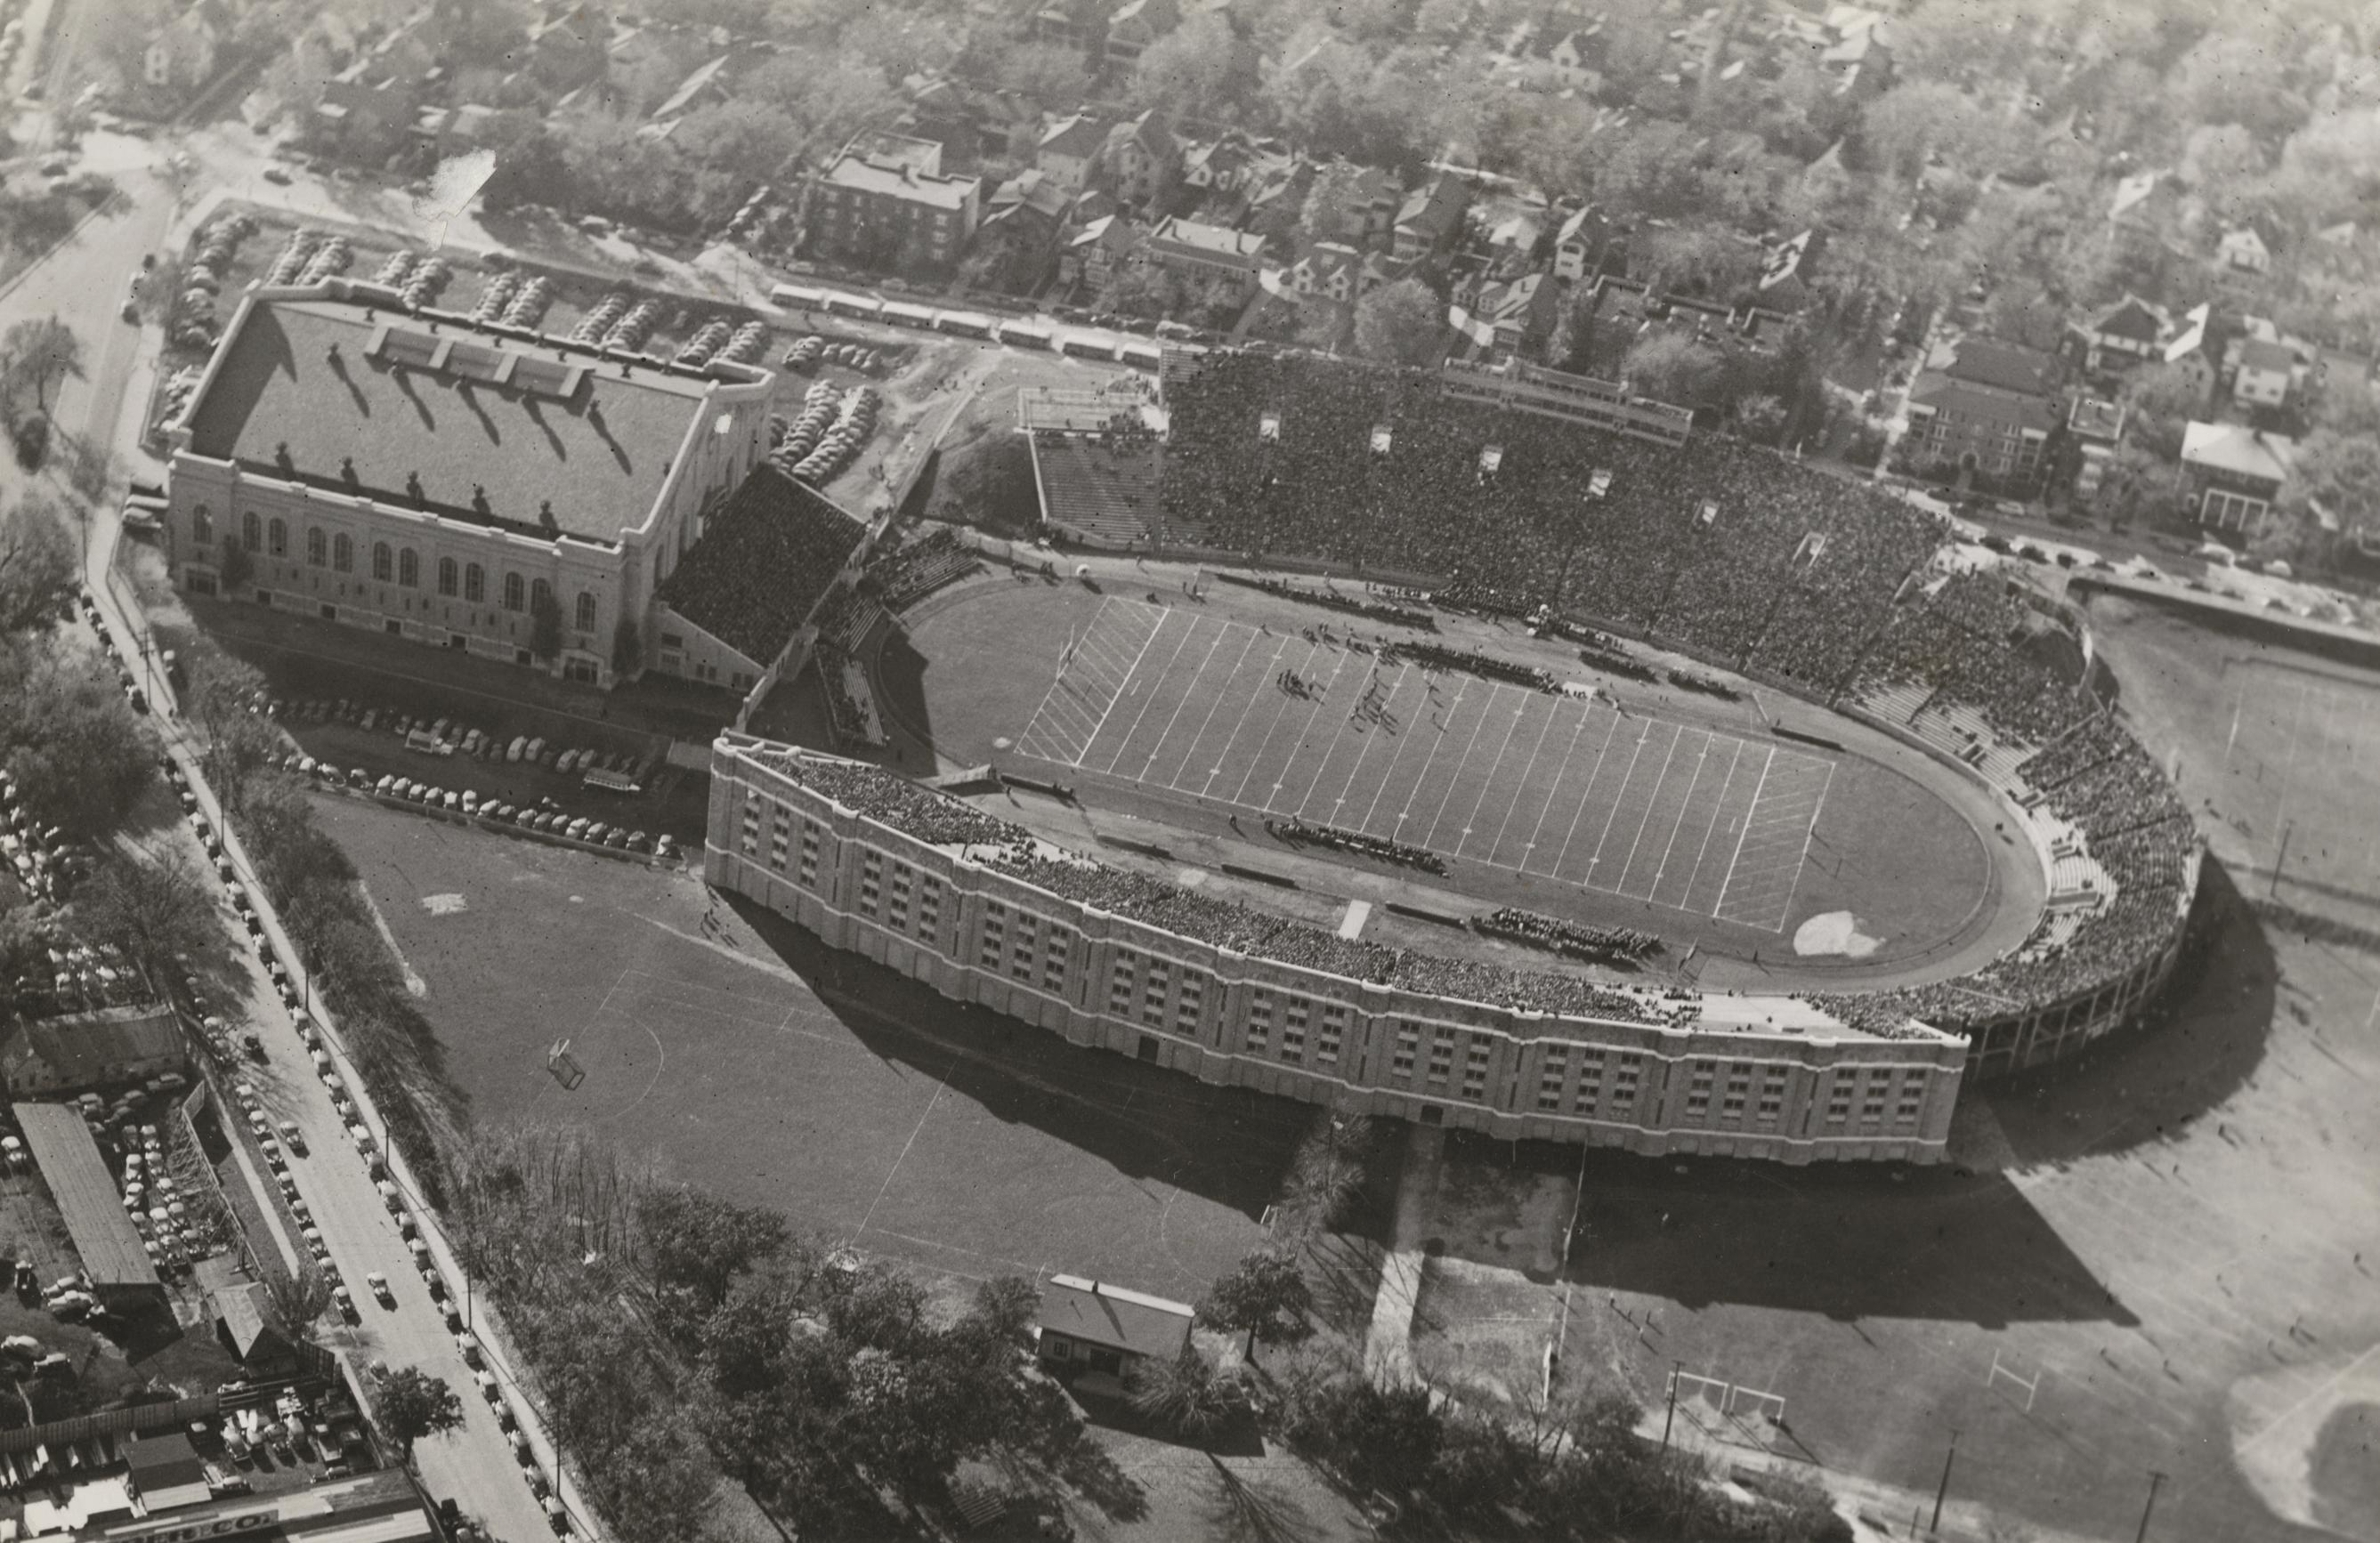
left=1710, top=745, right=1777, bottom=919
left=1195, top=632, right=1305, bottom=798
left=1681, top=739, right=1748, bottom=904
left=1136, top=618, right=1239, bottom=782
left=1550, top=707, right=1624, bottom=879
left=1644, top=730, right=1717, bottom=899
left=1582, top=721, right=1656, bottom=890
left=1084, top=605, right=1190, bottom=775
left=1393, top=675, right=1474, bottom=833
left=1226, top=640, right=1328, bottom=805
left=1485, top=695, right=1563, bottom=863
left=1613, top=723, right=1686, bottom=894
left=1421, top=683, right=1510, bottom=849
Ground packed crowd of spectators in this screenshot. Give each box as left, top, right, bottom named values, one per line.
left=760, top=753, right=1027, bottom=849
left=1473, top=909, right=1662, bottom=962
left=1214, top=571, right=1436, bottom=630
left=1265, top=816, right=1444, bottom=874
left=1160, top=351, right=1942, bottom=697
left=654, top=465, right=869, bottom=667
left=863, top=528, right=982, bottom=612
left=1148, top=347, right=2198, bottom=1057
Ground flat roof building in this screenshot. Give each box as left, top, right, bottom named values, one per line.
left=12, top=1103, right=161, bottom=1298
left=162, top=279, right=775, bottom=689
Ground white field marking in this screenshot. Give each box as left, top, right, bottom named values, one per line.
left=854, top=1057, right=957, bottom=1239
left=1393, top=675, right=1475, bottom=830
left=1581, top=719, right=1659, bottom=886
left=1447, top=691, right=1534, bottom=857
left=1357, top=663, right=1449, bottom=833
left=1283, top=650, right=1375, bottom=819
left=1612, top=723, right=1687, bottom=893
left=1159, top=622, right=1267, bottom=791
left=1135, top=616, right=1241, bottom=781
left=1549, top=707, right=1625, bottom=877
left=1259, top=647, right=1356, bottom=812
left=1016, top=596, right=1144, bottom=763
left=1089, top=606, right=1206, bottom=777
left=1710, top=744, right=1778, bottom=919
left=1680, top=739, right=1749, bottom=905
left=1762, top=758, right=1837, bottom=932
left=1421, top=683, right=1513, bottom=848
left=1644, top=731, right=1717, bottom=899
left=1202, top=635, right=1315, bottom=798
left=1516, top=698, right=1593, bottom=865
left=1338, top=900, right=1372, bottom=940
left=1485, top=693, right=1564, bottom=861
left=1324, top=663, right=1413, bottom=822
left=1227, top=640, right=1336, bottom=805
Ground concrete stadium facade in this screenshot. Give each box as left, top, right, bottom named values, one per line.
left=706, top=736, right=1970, bottom=1166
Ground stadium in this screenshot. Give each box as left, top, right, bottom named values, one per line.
left=705, top=332, right=2201, bottom=1165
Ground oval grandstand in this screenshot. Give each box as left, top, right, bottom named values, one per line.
left=1004, top=344, right=2204, bottom=1085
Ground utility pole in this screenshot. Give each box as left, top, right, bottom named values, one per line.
left=1930, top=1428, right=1958, bottom=1534
left=1661, top=1359, right=1682, bottom=1452
left=2270, top=820, right=2294, bottom=898
left=2134, top=1470, right=2165, bottom=1543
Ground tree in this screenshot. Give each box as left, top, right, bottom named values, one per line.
left=1622, top=330, right=1726, bottom=409
left=1128, top=1345, right=1237, bottom=1442
left=636, top=1186, right=789, bottom=1315
left=983, top=40, right=1090, bottom=106
left=1127, top=12, right=1247, bottom=120
left=1198, top=1250, right=1315, bottom=1361
left=1734, top=392, right=1786, bottom=444
left=2118, top=360, right=2207, bottom=460
left=1, top=317, right=83, bottom=418
left=372, top=1368, right=465, bottom=1466
left=259, top=1264, right=333, bottom=1345
left=1298, top=158, right=1372, bottom=246
left=73, top=850, right=216, bottom=1001
left=529, top=583, right=564, bottom=661
left=0, top=495, right=74, bottom=635
left=1351, top=278, right=1445, bottom=368
left=672, top=101, right=804, bottom=184
left=2287, top=429, right=2380, bottom=538
left=0, top=638, right=152, bottom=839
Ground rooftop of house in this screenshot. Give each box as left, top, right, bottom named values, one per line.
left=181, top=291, right=734, bottom=546
left=2181, top=420, right=2295, bottom=482
left=1038, top=1274, right=1194, bottom=1361
left=2069, top=396, right=2125, bottom=440
left=2236, top=336, right=2297, bottom=374
left=1907, top=375, right=2059, bottom=433
left=2109, top=169, right=2164, bottom=222
left=1932, top=335, right=2064, bottom=397
left=1039, top=111, right=1106, bottom=159
left=12, top=1102, right=158, bottom=1289
left=0, top=1004, right=181, bottom=1092
left=820, top=152, right=980, bottom=210
left=654, top=464, right=867, bottom=667
left=2087, top=294, right=2168, bottom=343
left=1150, top=215, right=1266, bottom=264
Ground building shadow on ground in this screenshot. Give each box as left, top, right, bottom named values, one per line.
left=723, top=892, right=1310, bottom=1232
left=1981, top=855, right=2276, bottom=1168
left=1437, top=1132, right=2135, bottom=1328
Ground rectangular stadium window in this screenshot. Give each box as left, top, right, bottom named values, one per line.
left=1392, top=1023, right=1419, bottom=1078
left=979, top=903, right=1006, bottom=967
left=1279, top=998, right=1307, bottom=1063
left=857, top=852, right=883, bottom=919
left=798, top=823, right=822, bottom=886
left=1427, top=1030, right=1454, bottom=1085
left=1042, top=932, right=1070, bottom=990
left=1245, top=990, right=1273, bottom=1053
left=1315, top=1005, right=1344, bottom=1066
left=1538, top=1046, right=1567, bottom=1111
left=1109, top=952, right=1137, bottom=1014
left=916, top=877, right=942, bottom=939
left=1461, top=1039, right=1490, bottom=1100
left=1176, top=975, right=1204, bottom=1035
left=1142, top=961, right=1171, bottom=1024
left=1575, top=1050, right=1604, bottom=1113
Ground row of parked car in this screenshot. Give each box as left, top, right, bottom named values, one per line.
left=262, top=749, right=679, bottom=860
left=258, top=694, right=654, bottom=785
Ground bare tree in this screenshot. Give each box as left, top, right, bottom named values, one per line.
left=260, top=1264, right=333, bottom=1345
left=0, top=496, right=75, bottom=634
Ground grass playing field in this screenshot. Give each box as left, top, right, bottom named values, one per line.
left=1017, top=598, right=1834, bottom=933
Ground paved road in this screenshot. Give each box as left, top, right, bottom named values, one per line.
left=0, top=123, right=587, bottom=1542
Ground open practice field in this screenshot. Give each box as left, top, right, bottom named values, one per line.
left=311, top=797, right=1296, bottom=1301
left=1017, top=599, right=1832, bottom=932
left=1405, top=596, right=2380, bottom=1543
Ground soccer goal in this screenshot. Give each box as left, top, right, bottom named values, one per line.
left=547, top=1038, right=586, bottom=1092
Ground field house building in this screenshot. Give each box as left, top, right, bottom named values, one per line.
left=160, top=278, right=777, bottom=689
left=706, top=738, right=1971, bottom=1166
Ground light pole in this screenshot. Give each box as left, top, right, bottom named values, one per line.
left=1930, top=1428, right=1957, bottom=1534
left=1661, top=1359, right=1682, bottom=1452
left=2134, top=1470, right=2165, bottom=1543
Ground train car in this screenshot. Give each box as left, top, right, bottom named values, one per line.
left=994, top=319, right=1056, bottom=350
left=934, top=310, right=995, bottom=338
left=879, top=300, right=936, bottom=330
left=1117, top=341, right=1164, bottom=372
left=1057, top=332, right=1115, bottom=360
left=771, top=284, right=827, bottom=311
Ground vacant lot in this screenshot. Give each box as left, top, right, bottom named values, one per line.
left=317, top=796, right=1295, bottom=1301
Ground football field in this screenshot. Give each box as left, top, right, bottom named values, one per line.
left=1016, top=598, right=1833, bottom=933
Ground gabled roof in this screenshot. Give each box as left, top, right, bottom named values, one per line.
left=652, top=53, right=730, bottom=120
left=2089, top=293, right=2168, bottom=343
left=2181, top=421, right=2295, bottom=482
left=2236, top=337, right=2296, bottom=374
left=1039, top=111, right=1106, bottom=159
left=1396, top=176, right=1465, bottom=239
left=990, top=167, right=1072, bottom=221
left=1039, top=1274, right=1193, bottom=1360
left=2219, top=224, right=2269, bottom=259
left=2, top=1006, right=182, bottom=1093
left=1477, top=271, right=1550, bottom=322
left=2163, top=302, right=2211, bottom=362
left=655, top=465, right=867, bottom=668
left=1149, top=215, right=1266, bottom=267
left=1103, top=109, right=1175, bottom=163
left=1937, top=336, right=2062, bottom=397
left=1067, top=214, right=1135, bottom=251
left=12, top=1102, right=159, bottom=1289
left=1293, top=239, right=1362, bottom=289
left=1556, top=204, right=1610, bottom=247
left=2109, top=169, right=2164, bottom=222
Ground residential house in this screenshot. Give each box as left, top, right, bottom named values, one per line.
left=1543, top=22, right=1606, bottom=91
left=1032, top=0, right=1105, bottom=53
left=1038, top=112, right=1107, bottom=190
left=1393, top=174, right=1469, bottom=264
left=2230, top=336, right=2296, bottom=409
left=1901, top=336, right=2068, bottom=482
left=1143, top=215, right=1267, bottom=297
left=903, top=76, right=1044, bottom=165
left=1061, top=214, right=1138, bottom=291
left=1553, top=204, right=1615, bottom=282
left=1243, top=154, right=1315, bottom=242
left=1470, top=271, right=1558, bottom=359
left=2069, top=294, right=2171, bottom=379
left=2106, top=169, right=2190, bottom=266
left=141, top=2, right=223, bottom=95
left=1180, top=130, right=1291, bottom=198
left=1288, top=240, right=1364, bottom=303
left=1754, top=229, right=1824, bottom=311
left=1305, top=159, right=1401, bottom=246
left=0, top=1006, right=186, bottom=1097
left=644, top=53, right=733, bottom=138
left=978, top=168, right=1075, bottom=287
left=1097, top=110, right=1178, bottom=207
left=2068, top=396, right=2125, bottom=499
left=1817, top=5, right=1892, bottom=97
left=809, top=150, right=983, bottom=270
left=1036, top=1275, right=1194, bottom=1392
left=520, top=0, right=611, bottom=95
left=2179, top=421, right=2295, bottom=534
left=1102, top=0, right=1178, bottom=71
left=2216, top=224, right=2271, bottom=279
